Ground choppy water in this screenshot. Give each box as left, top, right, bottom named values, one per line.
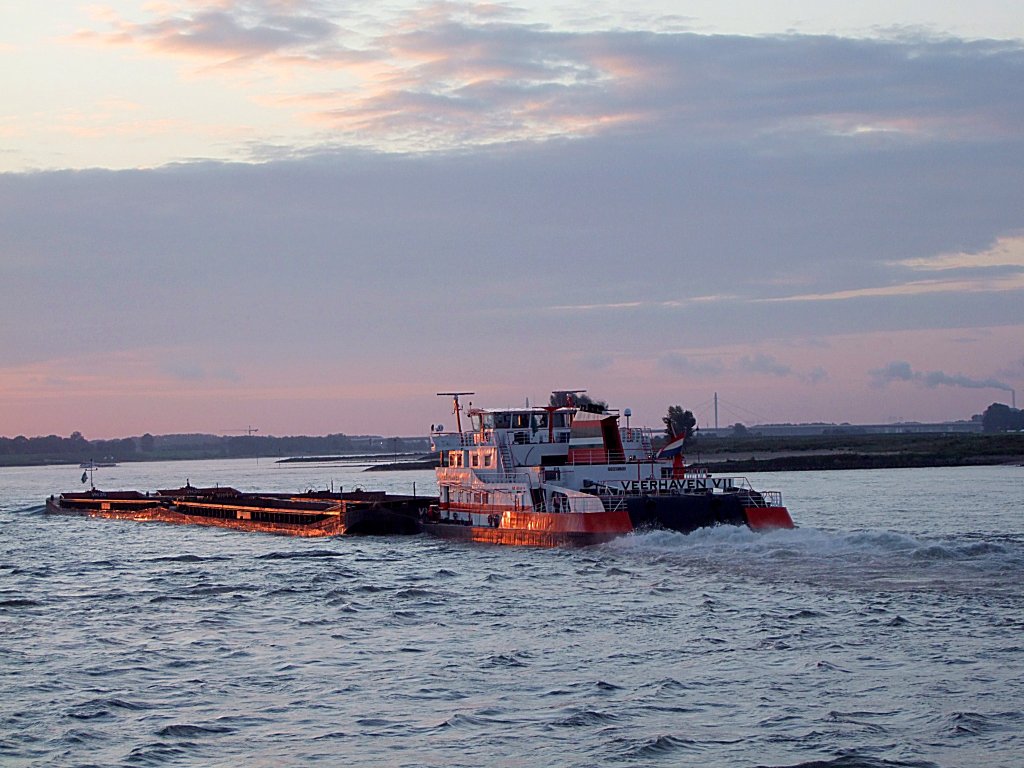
left=2, top=459, right=1022, bottom=767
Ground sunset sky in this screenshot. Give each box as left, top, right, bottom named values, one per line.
left=2, top=1, right=1022, bottom=438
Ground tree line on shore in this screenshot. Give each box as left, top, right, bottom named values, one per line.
left=2, top=402, right=1019, bottom=467
left=0, top=431, right=431, bottom=466
left=662, top=402, right=1019, bottom=441
left=981, top=403, right=1024, bottom=433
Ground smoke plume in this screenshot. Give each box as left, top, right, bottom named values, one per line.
left=870, top=361, right=1014, bottom=392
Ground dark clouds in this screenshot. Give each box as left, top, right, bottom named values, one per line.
left=2, top=121, right=1022, bottom=369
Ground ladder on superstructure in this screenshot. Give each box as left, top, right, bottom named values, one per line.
left=497, top=435, right=516, bottom=474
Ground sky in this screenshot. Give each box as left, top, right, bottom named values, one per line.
left=1, top=1, right=1023, bottom=438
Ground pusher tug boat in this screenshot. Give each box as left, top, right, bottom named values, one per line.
left=422, top=392, right=795, bottom=547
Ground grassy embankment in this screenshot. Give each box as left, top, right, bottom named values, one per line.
left=690, top=432, right=1024, bottom=472
left=368, top=432, right=1024, bottom=472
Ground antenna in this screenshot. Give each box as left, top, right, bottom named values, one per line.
left=437, top=392, right=474, bottom=433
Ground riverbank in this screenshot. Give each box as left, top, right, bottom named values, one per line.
left=676, top=432, right=1024, bottom=473
left=366, top=432, right=1024, bottom=472
left=6, top=432, right=1022, bottom=472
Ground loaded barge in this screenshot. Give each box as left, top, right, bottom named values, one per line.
left=45, top=390, right=797, bottom=547
left=45, top=484, right=429, bottom=537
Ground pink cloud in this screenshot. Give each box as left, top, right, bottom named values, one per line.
left=68, top=3, right=1024, bottom=153
left=74, top=1, right=366, bottom=66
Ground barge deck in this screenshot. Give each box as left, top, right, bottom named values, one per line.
left=45, top=485, right=432, bottom=537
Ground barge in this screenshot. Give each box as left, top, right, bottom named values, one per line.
left=45, top=484, right=429, bottom=537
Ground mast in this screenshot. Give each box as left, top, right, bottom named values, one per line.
left=437, top=392, right=474, bottom=433
left=80, top=461, right=96, bottom=490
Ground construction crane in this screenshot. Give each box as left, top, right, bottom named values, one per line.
left=224, top=426, right=259, bottom=436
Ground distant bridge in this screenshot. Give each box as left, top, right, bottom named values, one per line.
left=698, top=421, right=984, bottom=438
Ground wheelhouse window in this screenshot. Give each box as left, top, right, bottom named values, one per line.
left=484, top=412, right=512, bottom=429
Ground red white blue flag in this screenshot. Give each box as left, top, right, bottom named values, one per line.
left=657, top=435, right=687, bottom=459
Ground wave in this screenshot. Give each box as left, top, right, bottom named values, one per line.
left=483, top=651, right=532, bottom=668
left=941, top=709, right=1024, bottom=737
left=439, top=712, right=517, bottom=729
left=610, top=524, right=1023, bottom=568
left=257, top=550, right=344, bottom=560
left=394, top=587, right=438, bottom=599
left=145, top=554, right=230, bottom=564
left=552, top=708, right=618, bottom=727
left=9, top=504, right=46, bottom=516
left=156, top=723, right=234, bottom=738
left=66, top=697, right=150, bottom=721
left=602, top=524, right=1024, bottom=598
left=124, top=742, right=193, bottom=766
left=621, top=734, right=701, bottom=758
left=755, top=757, right=939, bottom=768
left=0, top=597, right=42, bottom=608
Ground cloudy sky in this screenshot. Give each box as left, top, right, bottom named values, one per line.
left=1, top=1, right=1022, bottom=438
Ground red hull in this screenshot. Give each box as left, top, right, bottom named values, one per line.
left=422, top=508, right=634, bottom=547
left=744, top=506, right=796, bottom=530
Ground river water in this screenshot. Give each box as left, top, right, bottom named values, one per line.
left=1, top=459, right=1022, bottom=767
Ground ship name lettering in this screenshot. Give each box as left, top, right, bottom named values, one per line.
left=615, top=479, right=689, bottom=493
left=608, top=477, right=733, bottom=493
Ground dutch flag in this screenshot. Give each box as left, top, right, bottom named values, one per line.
left=657, top=434, right=687, bottom=459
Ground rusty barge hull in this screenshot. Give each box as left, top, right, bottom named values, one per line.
left=45, top=488, right=432, bottom=538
